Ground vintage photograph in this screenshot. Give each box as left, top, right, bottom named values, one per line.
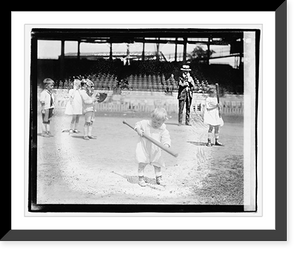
left=29, top=27, right=259, bottom=213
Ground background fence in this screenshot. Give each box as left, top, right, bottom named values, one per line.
left=49, top=89, right=244, bottom=115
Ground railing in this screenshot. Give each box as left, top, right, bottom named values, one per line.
left=51, top=89, right=243, bottom=115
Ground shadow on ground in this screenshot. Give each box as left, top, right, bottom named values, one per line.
left=187, top=141, right=208, bottom=146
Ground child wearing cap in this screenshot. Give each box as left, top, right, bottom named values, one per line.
left=134, top=107, right=171, bottom=187
left=79, top=79, right=98, bottom=140
left=64, top=79, right=83, bottom=134
left=203, top=84, right=224, bottom=146
left=39, top=78, right=55, bottom=137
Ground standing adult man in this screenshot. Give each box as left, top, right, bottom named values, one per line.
left=177, top=65, right=196, bottom=126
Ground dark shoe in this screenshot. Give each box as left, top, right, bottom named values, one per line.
left=156, top=176, right=164, bottom=185
left=215, top=140, right=223, bottom=146
left=41, top=132, right=49, bottom=137
left=46, top=131, right=54, bottom=137
left=185, top=123, right=192, bottom=126
left=138, top=176, right=147, bottom=187
left=206, top=139, right=212, bottom=147
left=88, top=135, right=97, bottom=139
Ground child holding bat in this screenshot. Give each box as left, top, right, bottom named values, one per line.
left=134, top=108, right=171, bottom=187
left=203, top=84, right=224, bottom=146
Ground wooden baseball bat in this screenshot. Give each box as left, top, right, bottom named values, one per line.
left=122, top=120, right=178, bottom=158
left=215, top=83, right=222, bottom=118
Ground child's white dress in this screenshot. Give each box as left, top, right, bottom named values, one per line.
left=65, top=89, right=83, bottom=115
left=135, top=120, right=171, bottom=168
left=204, top=97, right=224, bottom=126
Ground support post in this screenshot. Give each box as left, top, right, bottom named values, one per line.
left=175, top=37, right=178, bottom=62
left=60, top=40, right=65, bottom=86
left=156, top=37, right=160, bottom=62
left=183, top=37, right=187, bottom=64
left=110, top=42, right=113, bottom=60
left=77, top=40, right=80, bottom=61
left=142, top=39, right=145, bottom=61
left=207, top=36, right=211, bottom=65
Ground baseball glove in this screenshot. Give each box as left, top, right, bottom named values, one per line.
left=95, top=92, right=107, bottom=103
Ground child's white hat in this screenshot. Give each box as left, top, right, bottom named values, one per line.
left=180, top=65, right=191, bottom=71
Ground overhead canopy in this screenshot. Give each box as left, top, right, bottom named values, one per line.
left=31, top=28, right=247, bottom=82
left=31, top=28, right=245, bottom=46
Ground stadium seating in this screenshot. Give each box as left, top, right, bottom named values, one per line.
left=55, top=58, right=242, bottom=95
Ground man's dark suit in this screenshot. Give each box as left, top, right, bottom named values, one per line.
left=177, top=76, right=195, bottom=125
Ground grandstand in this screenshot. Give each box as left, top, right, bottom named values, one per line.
left=33, top=28, right=248, bottom=114
left=45, top=59, right=242, bottom=95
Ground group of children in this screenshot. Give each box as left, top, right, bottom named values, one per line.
left=39, top=71, right=224, bottom=188
left=39, top=77, right=98, bottom=140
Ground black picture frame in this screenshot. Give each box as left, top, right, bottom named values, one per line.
left=5, top=2, right=287, bottom=241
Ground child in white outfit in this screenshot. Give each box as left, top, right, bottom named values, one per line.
left=203, top=84, right=224, bottom=146
left=79, top=79, right=98, bottom=140
left=134, top=108, right=171, bottom=187
left=64, top=79, right=82, bottom=134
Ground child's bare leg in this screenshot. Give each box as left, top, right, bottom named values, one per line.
left=41, top=112, right=47, bottom=135
left=138, top=163, right=147, bottom=187
left=214, top=126, right=223, bottom=146
left=138, top=163, right=147, bottom=177
left=70, top=115, right=76, bottom=132
left=83, top=121, right=89, bottom=140
left=71, top=115, right=75, bottom=128
left=83, top=113, right=90, bottom=140
left=84, top=112, right=96, bottom=139
left=69, top=115, right=75, bottom=133
left=41, top=123, right=47, bottom=135
left=83, top=113, right=91, bottom=140
left=88, top=122, right=96, bottom=139
left=74, top=115, right=80, bottom=131
left=154, top=166, right=163, bottom=185
left=206, top=125, right=213, bottom=146
left=45, top=123, right=53, bottom=137
left=88, top=122, right=93, bottom=137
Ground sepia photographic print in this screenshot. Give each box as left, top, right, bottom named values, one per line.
left=28, top=26, right=259, bottom=214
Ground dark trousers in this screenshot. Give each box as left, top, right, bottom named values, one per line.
left=42, top=108, right=54, bottom=124
left=178, top=98, right=192, bottom=124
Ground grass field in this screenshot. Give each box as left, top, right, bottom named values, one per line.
left=36, top=110, right=244, bottom=205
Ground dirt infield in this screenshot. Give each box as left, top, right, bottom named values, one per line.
left=37, top=110, right=243, bottom=205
